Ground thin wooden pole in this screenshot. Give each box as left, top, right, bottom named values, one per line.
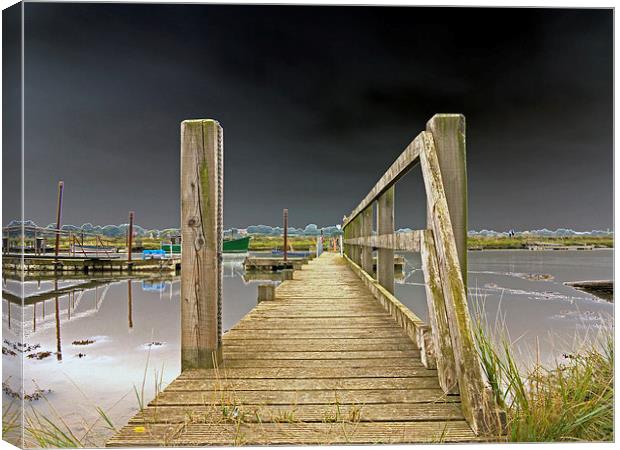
left=377, top=186, right=395, bottom=294
left=426, top=114, right=467, bottom=287
left=283, top=209, right=288, bottom=262
left=180, top=119, right=223, bottom=369
left=54, top=181, right=64, bottom=260
left=127, top=211, right=134, bottom=264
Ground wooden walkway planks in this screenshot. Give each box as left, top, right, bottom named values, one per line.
left=107, top=253, right=478, bottom=446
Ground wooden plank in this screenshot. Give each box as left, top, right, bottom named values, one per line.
left=166, top=377, right=441, bottom=391
left=344, top=230, right=421, bottom=252
left=221, top=340, right=414, bottom=352
left=151, top=388, right=460, bottom=406
left=419, top=131, right=503, bottom=434
left=222, top=328, right=410, bottom=339
left=178, top=367, right=436, bottom=379
left=343, top=135, right=422, bottom=228
left=221, top=350, right=420, bottom=360
left=377, top=187, right=395, bottom=293
left=128, top=402, right=465, bottom=424
left=221, top=358, right=425, bottom=368
left=426, top=114, right=467, bottom=286
left=108, top=421, right=477, bottom=446
left=420, top=229, right=458, bottom=394
left=180, top=119, right=222, bottom=369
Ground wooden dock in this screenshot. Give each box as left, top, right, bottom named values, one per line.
left=107, top=252, right=479, bottom=446
left=109, top=115, right=505, bottom=445
left=2, top=254, right=181, bottom=273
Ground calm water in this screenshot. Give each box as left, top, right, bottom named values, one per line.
left=2, top=250, right=613, bottom=444
left=395, top=250, right=613, bottom=366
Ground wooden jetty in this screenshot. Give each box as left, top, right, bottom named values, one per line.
left=108, top=115, right=505, bottom=446
left=2, top=254, right=181, bottom=273
left=109, top=253, right=480, bottom=446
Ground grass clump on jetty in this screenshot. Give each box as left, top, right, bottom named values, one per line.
left=473, top=312, right=613, bottom=442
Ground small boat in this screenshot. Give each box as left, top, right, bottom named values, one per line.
left=161, top=236, right=251, bottom=254
left=223, top=236, right=251, bottom=253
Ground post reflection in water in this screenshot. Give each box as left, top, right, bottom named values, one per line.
left=54, top=280, right=62, bottom=361
left=127, top=279, right=133, bottom=329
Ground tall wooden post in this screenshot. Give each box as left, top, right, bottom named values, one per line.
left=426, top=114, right=467, bottom=287
left=283, top=209, right=288, bottom=262
left=180, top=119, right=223, bottom=370
left=54, top=181, right=64, bottom=260
left=127, top=211, right=134, bottom=264
left=360, top=207, right=373, bottom=274
left=377, top=186, right=395, bottom=293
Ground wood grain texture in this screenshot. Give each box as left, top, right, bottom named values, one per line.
left=426, top=114, right=467, bottom=286
left=108, top=253, right=478, bottom=446
left=344, top=230, right=420, bottom=252
left=180, top=119, right=223, bottom=369
left=420, top=131, right=503, bottom=434
left=420, top=229, right=458, bottom=394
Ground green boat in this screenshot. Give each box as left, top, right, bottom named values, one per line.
left=161, top=236, right=251, bottom=254
left=222, top=236, right=251, bottom=253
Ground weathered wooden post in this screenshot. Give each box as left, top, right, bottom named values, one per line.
left=426, top=114, right=467, bottom=286
left=54, top=181, right=64, bottom=260
left=377, top=186, right=395, bottom=293
left=257, top=283, right=276, bottom=302
left=127, top=211, right=134, bottom=265
left=420, top=130, right=503, bottom=435
left=180, top=119, right=223, bottom=369
left=360, top=207, right=373, bottom=274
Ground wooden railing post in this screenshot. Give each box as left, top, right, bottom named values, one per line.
left=420, top=131, right=502, bottom=435
left=180, top=119, right=223, bottom=370
left=360, top=207, right=373, bottom=274
left=420, top=229, right=457, bottom=394
left=377, top=186, right=394, bottom=293
left=351, top=215, right=359, bottom=265
left=426, top=114, right=467, bottom=287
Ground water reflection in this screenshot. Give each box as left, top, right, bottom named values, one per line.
left=1, top=256, right=282, bottom=442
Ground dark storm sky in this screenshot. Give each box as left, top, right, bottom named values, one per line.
left=7, top=3, right=614, bottom=230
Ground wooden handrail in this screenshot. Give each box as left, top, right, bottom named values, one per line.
left=341, top=115, right=504, bottom=436
left=343, top=230, right=422, bottom=252
left=343, top=136, right=421, bottom=228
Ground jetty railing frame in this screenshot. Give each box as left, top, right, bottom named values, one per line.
left=342, top=114, right=503, bottom=436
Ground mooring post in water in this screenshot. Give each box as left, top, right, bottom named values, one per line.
left=54, top=181, right=64, bottom=261
left=426, top=114, right=467, bottom=287
left=283, top=208, right=288, bottom=262
left=180, top=119, right=223, bottom=370
left=127, top=211, right=134, bottom=265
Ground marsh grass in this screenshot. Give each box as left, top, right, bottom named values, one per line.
left=472, top=296, right=614, bottom=442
